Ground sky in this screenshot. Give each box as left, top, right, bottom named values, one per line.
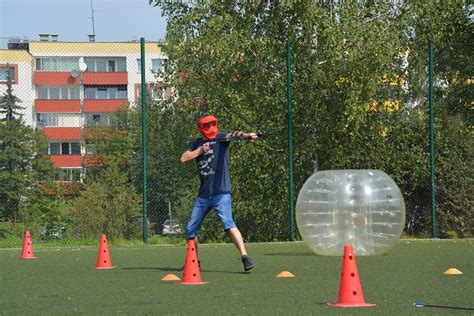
left=0, top=0, right=167, bottom=43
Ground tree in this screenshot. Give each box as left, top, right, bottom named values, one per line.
left=397, top=2, right=473, bottom=237
left=0, top=74, right=55, bottom=223
left=149, top=1, right=473, bottom=239
left=148, top=1, right=410, bottom=240
left=68, top=107, right=143, bottom=238
left=68, top=162, right=142, bottom=239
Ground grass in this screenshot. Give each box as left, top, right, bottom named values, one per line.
left=0, top=239, right=473, bottom=315
left=0, top=235, right=187, bottom=248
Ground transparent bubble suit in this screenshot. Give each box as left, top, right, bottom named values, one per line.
left=296, top=170, right=405, bottom=256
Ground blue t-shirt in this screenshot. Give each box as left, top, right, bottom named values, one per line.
left=188, top=131, right=231, bottom=197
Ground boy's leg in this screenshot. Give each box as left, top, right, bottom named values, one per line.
left=226, top=227, right=247, bottom=256
left=213, top=194, right=254, bottom=271
left=192, top=236, right=198, bottom=256
left=186, top=197, right=210, bottom=239
left=227, top=228, right=254, bottom=271
left=181, top=197, right=209, bottom=270
left=212, top=194, right=240, bottom=250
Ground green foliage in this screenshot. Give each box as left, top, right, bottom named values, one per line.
left=0, top=72, right=56, bottom=226
left=0, top=221, right=28, bottom=240
left=0, top=117, right=56, bottom=224
left=0, top=120, right=34, bottom=222
left=434, top=115, right=473, bottom=238
left=146, top=1, right=472, bottom=240
left=19, top=187, right=72, bottom=240
left=85, top=108, right=134, bottom=179
left=446, top=230, right=459, bottom=239
left=68, top=163, right=142, bottom=239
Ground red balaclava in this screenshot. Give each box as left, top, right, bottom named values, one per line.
left=197, top=115, right=218, bottom=139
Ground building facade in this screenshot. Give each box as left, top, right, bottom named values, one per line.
left=0, top=38, right=169, bottom=182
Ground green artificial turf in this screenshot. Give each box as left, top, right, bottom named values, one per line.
left=0, top=240, right=473, bottom=315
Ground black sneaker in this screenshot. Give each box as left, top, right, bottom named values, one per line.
left=241, top=255, right=255, bottom=272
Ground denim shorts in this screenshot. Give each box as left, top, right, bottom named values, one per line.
left=186, top=193, right=236, bottom=238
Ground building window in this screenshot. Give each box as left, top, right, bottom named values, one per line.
left=70, top=88, right=80, bottom=99
left=151, top=58, right=167, bottom=73
left=84, top=57, right=126, bottom=72
left=92, top=114, right=101, bottom=123
left=84, top=85, right=128, bottom=99
left=54, top=168, right=81, bottom=182
left=37, top=88, right=49, bottom=99
left=97, top=88, right=108, bottom=100
left=49, top=142, right=60, bottom=155
left=37, top=113, right=81, bottom=128
left=85, top=113, right=110, bottom=126
left=108, top=60, right=116, bottom=72
left=152, top=86, right=165, bottom=100
left=70, top=142, right=81, bottom=154
left=50, top=87, right=60, bottom=99
left=117, top=87, right=127, bottom=99
left=85, top=142, right=96, bottom=155
left=37, top=86, right=80, bottom=100
left=137, top=58, right=168, bottom=73
left=35, top=57, right=79, bottom=72
left=134, top=83, right=169, bottom=101
left=48, top=142, right=80, bottom=155
left=0, top=64, right=18, bottom=84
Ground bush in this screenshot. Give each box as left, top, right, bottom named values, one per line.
left=68, top=164, right=142, bottom=239
left=19, top=189, right=72, bottom=240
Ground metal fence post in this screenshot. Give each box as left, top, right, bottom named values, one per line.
left=428, top=39, right=437, bottom=239
left=140, top=37, right=148, bottom=243
left=286, top=39, right=295, bottom=241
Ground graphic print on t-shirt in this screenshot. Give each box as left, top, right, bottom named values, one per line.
left=197, top=147, right=216, bottom=176
left=191, top=132, right=231, bottom=197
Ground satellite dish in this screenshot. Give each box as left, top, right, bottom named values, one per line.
left=70, top=69, right=78, bottom=78
left=79, top=57, right=88, bottom=72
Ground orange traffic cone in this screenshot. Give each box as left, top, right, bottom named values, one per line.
left=95, top=234, right=116, bottom=269
left=327, top=244, right=376, bottom=308
left=19, top=230, right=38, bottom=259
left=178, top=239, right=208, bottom=285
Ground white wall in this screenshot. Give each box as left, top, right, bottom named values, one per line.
left=0, top=61, right=35, bottom=126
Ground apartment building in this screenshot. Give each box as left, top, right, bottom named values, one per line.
left=0, top=36, right=169, bottom=182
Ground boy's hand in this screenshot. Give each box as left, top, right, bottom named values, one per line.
left=231, top=131, right=245, bottom=138
left=200, top=142, right=210, bottom=154
left=247, top=133, right=258, bottom=141
left=232, top=131, right=258, bottom=141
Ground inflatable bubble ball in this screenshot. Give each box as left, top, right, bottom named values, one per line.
left=296, top=170, right=405, bottom=256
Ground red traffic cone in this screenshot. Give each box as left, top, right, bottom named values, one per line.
left=19, top=230, right=38, bottom=259
left=327, top=244, right=376, bottom=308
left=95, top=234, right=116, bottom=269
left=178, top=239, right=208, bottom=285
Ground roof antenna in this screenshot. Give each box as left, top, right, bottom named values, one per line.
left=90, top=0, right=96, bottom=37
left=88, top=0, right=103, bottom=39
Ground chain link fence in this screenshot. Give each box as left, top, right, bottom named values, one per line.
left=0, top=37, right=472, bottom=243
left=0, top=38, right=168, bottom=241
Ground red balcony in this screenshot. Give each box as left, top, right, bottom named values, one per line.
left=35, top=100, right=81, bottom=113
left=34, top=72, right=80, bottom=85
left=50, top=155, right=82, bottom=168
left=42, top=127, right=81, bottom=140
left=83, top=99, right=128, bottom=112
left=82, top=72, right=128, bottom=85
